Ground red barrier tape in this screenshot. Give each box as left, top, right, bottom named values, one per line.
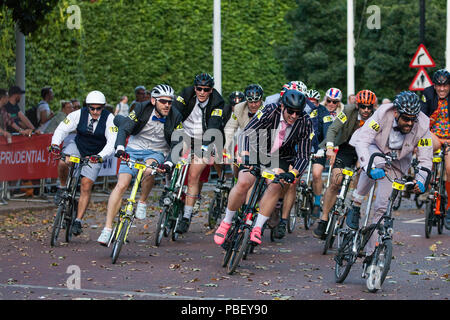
left=0, top=134, right=58, bottom=181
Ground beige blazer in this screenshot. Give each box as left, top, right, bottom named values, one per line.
left=349, top=103, right=433, bottom=183
left=224, top=101, right=253, bottom=152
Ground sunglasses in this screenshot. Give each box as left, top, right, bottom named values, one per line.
left=357, top=104, right=374, bottom=110
left=89, top=106, right=103, bottom=111
left=399, top=114, right=418, bottom=123
left=285, top=108, right=302, bottom=116
left=156, top=98, right=173, bottom=105
left=195, top=86, right=212, bottom=93
left=246, top=97, right=261, bottom=102
left=327, top=99, right=340, bottom=104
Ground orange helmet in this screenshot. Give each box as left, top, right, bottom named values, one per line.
left=356, top=90, right=376, bottom=105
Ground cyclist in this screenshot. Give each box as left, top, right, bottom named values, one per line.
left=96, top=85, right=183, bottom=245
left=224, top=84, right=264, bottom=162
left=171, top=72, right=225, bottom=234
left=228, top=91, right=245, bottom=112
left=306, top=89, right=321, bottom=108
left=313, top=89, right=376, bottom=239
left=421, top=69, right=450, bottom=228
left=346, top=91, right=433, bottom=262
left=310, top=88, right=345, bottom=219
left=214, top=90, right=313, bottom=246
left=49, top=90, right=117, bottom=236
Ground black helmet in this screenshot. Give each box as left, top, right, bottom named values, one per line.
left=244, top=84, right=264, bottom=102
left=432, top=69, right=450, bottom=85
left=281, top=90, right=306, bottom=111
left=194, top=73, right=214, bottom=87
left=229, top=91, right=245, bottom=106
left=393, top=91, right=421, bottom=116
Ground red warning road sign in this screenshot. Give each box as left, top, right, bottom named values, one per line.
left=409, top=67, right=433, bottom=91
left=409, top=44, right=435, bottom=68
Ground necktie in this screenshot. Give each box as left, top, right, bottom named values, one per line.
left=87, top=118, right=97, bottom=134
left=271, top=121, right=288, bottom=154
left=359, top=120, right=365, bottom=128
left=152, top=115, right=166, bottom=123
left=329, top=111, right=337, bottom=117
left=248, top=112, right=255, bottom=118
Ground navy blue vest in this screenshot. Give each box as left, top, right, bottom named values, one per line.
left=75, top=107, right=109, bottom=157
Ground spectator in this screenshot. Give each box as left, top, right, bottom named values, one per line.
left=0, top=88, right=33, bottom=137
left=5, top=85, right=38, bottom=134
left=71, top=99, right=81, bottom=110
left=348, top=94, right=356, bottom=105
left=114, top=95, right=129, bottom=116
left=145, top=89, right=151, bottom=101
left=43, top=100, right=74, bottom=134
left=129, top=85, right=146, bottom=113
left=36, top=86, right=55, bottom=132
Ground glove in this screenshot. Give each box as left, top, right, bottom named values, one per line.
left=369, top=168, right=385, bottom=180
left=278, top=172, right=296, bottom=184
left=416, top=181, right=425, bottom=193
left=115, top=150, right=130, bottom=161
left=49, top=144, right=61, bottom=156
left=314, top=149, right=325, bottom=158
left=89, top=155, right=103, bottom=164
left=157, top=163, right=172, bottom=173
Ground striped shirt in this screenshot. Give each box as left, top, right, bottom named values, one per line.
left=238, top=103, right=312, bottom=173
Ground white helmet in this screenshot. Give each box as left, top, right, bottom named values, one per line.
left=325, top=88, right=342, bottom=101
left=307, top=89, right=321, bottom=101
left=86, top=90, right=106, bottom=105
left=151, top=84, right=175, bottom=99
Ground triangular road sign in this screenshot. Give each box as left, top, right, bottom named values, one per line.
left=409, top=44, right=435, bottom=68
left=409, top=67, right=433, bottom=91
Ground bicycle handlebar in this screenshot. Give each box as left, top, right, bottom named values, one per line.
left=367, top=152, right=432, bottom=191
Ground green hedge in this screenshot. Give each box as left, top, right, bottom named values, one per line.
left=0, top=0, right=295, bottom=111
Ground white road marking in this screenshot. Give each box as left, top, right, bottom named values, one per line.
left=0, top=283, right=231, bottom=300
left=402, top=218, right=425, bottom=224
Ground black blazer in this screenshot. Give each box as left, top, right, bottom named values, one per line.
left=421, top=85, right=450, bottom=123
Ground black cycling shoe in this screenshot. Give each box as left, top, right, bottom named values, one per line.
left=274, top=220, right=287, bottom=239
left=313, top=220, right=327, bottom=240
left=345, top=205, right=361, bottom=230
left=176, top=217, right=190, bottom=234
left=72, top=220, right=83, bottom=236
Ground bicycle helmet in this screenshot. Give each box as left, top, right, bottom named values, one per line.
left=393, top=91, right=421, bottom=116
left=194, top=73, right=214, bottom=87
left=229, top=91, right=245, bottom=106
left=86, top=90, right=106, bottom=105
left=306, top=89, right=321, bottom=101
left=325, top=88, right=343, bottom=101
left=134, top=85, right=146, bottom=93
left=281, top=90, right=306, bottom=112
left=244, top=84, right=264, bottom=102
left=151, top=84, right=175, bottom=99
left=356, top=90, right=376, bottom=105
left=432, top=69, right=450, bottom=85
left=280, top=81, right=308, bottom=97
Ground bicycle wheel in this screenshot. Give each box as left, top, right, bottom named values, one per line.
left=334, top=232, right=355, bottom=283
left=323, top=213, right=338, bottom=255
left=287, top=204, right=297, bottom=233
left=111, top=218, right=130, bottom=264
left=424, top=201, right=434, bottom=238
left=50, top=204, right=65, bottom=247
left=65, top=199, right=78, bottom=243
left=227, top=228, right=250, bottom=275
left=155, top=207, right=169, bottom=246
left=367, top=239, right=392, bottom=293
left=303, top=194, right=314, bottom=230
left=392, top=192, right=402, bottom=211
left=222, top=226, right=237, bottom=267
left=414, top=194, right=424, bottom=209
left=207, top=194, right=221, bottom=230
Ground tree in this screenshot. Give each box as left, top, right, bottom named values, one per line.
left=0, top=0, right=58, bottom=35
left=277, top=0, right=447, bottom=101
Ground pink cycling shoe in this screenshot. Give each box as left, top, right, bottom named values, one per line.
left=250, top=226, right=262, bottom=244
left=214, top=221, right=231, bottom=245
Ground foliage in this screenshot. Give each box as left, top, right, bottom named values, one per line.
left=0, top=0, right=295, bottom=111
left=278, top=0, right=447, bottom=102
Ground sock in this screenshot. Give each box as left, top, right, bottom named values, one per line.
left=254, top=214, right=269, bottom=229
left=314, top=195, right=322, bottom=206
left=446, top=182, right=450, bottom=210
left=183, top=206, right=194, bottom=219
left=223, top=208, right=235, bottom=224
left=75, top=218, right=82, bottom=222
left=103, top=227, right=112, bottom=232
